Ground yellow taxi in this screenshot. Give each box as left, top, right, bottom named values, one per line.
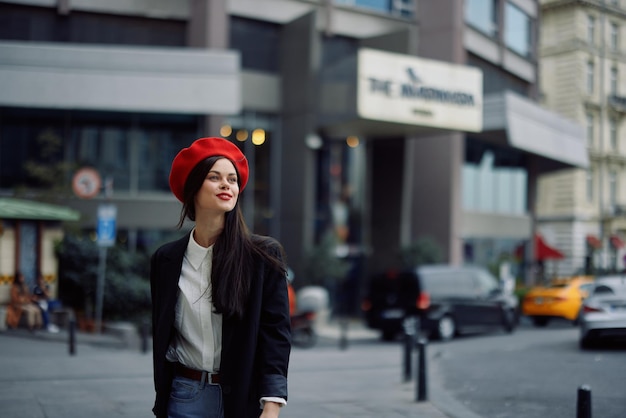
left=522, top=276, right=594, bottom=327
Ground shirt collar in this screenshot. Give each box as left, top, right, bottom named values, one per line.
left=185, top=229, right=212, bottom=270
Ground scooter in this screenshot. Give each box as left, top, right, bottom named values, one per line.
left=290, top=310, right=317, bottom=348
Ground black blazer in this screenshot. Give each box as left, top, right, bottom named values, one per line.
left=150, top=232, right=291, bottom=418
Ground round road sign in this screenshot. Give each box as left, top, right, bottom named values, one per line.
left=72, top=167, right=102, bottom=199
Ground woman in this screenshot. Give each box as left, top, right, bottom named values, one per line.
left=150, top=137, right=291, bottom=418
left=6, top=271, right=43, bottom=331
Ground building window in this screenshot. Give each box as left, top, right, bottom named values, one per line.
left=588, top=15, right=596, bottom=45
left=610, top=118, right=618, bottom=151
left=611, top=22, right=619, bottom=51
left=335, top=0, right=414, bottom=18
left=586, top=168, right=594, bottom=203
left=611, top=67, right=619, bottom=95
left=462, top=143, right=528, bottom=215
left=0, top=3, right=186, bottom=47
left=465, top=0, right=498, bottom=37
left=586, top=113, right=594, bottom=148
left=587, top=61, right=595, bottom=94
left=504, top=2, right=532, bottom=57
left=609, top=171, right=617, bottom=209
left=0, top=108, right=199, bottom=193
left=230, top=17, right=280, bottom=73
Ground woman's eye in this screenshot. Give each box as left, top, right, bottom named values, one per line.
left=228, top=177, right=238, bottom=184
left=207, top=175, right=219, bottom=181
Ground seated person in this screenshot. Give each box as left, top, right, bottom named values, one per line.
left=6, top=271, right=42, bottom=331
left=32, top=272, right=59, bottom=333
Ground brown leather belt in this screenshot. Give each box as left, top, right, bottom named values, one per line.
left=175, top=363, right=220, bottom=385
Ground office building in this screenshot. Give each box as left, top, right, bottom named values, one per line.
left=0, top=0, right=587, bottom=297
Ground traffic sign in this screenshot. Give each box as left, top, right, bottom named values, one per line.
left=97, top=204, right=117, bottom=247
left=72, top=167, right=101, bottom=199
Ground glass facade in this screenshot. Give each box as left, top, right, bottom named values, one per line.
left=468, top=54, right=530, bottom=97
left=462, top=139, right=528, bottom=274
left=462, top=148, right=527, bottom=215
left=222, top=112, right=279, bottom=236
left=0, top=108, right=199, bottom=193
left=465, top=0, right=498, bottom=36
left=0, top=3, right=185, bottom=46
left=230, top=17, right=280, bottom=73
left=335, top=0, right=414, bottom=17
left=504, top=2, right=531, bottom=57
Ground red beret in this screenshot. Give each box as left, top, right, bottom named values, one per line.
left=169, top=137, right=249, bottom=202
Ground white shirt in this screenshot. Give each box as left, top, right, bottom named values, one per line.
left=165, top=231, right=286, bottom=408
left=166, top=232, right=222, bottom=372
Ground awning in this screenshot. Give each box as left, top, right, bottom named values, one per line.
left=586, top=235, right=602, bottom=250
left=535, top=233, right=564, bottom=261
left=0, top=198, right=80, bottom=221
left=610, top=235, right=624, bottom=249
left=0, top=41, right=241, bottom=114
left=480, top=91, right=589, bottom=172
left=514, top=233, right=565, bottom=261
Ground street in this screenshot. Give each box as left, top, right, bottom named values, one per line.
left=0, top=318, right=625, bottom=418
left=427, top=319, right=626, bottom=418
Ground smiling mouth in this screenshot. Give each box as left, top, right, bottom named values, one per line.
left=217, top=194, right=232, bottom=200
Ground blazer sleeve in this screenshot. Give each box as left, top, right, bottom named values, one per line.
left=256, top=246, right=291, bottom=401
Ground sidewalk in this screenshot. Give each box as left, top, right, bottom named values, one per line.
left=0, top=319, right=477, bottom=418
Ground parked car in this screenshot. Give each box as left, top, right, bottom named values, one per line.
left=361, top=265, right=518, bottom=341
left=521, top=276, right=594, bottom=327
left=579, top=275, right=626, bottom=349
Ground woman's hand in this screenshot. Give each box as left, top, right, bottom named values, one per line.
left=259, top=401, right=281, bottom=418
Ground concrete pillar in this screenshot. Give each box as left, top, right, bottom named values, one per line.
left=187, top=0, right=228, bottom=135
left=278, top=12, right=320, bottom=277
left=410, top=0, right=466, bottom=264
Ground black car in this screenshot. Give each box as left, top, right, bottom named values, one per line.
left=362, top=264, right=518, bottom=341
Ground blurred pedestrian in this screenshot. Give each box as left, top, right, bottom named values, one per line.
left=150, top=137, right=291, bottom=418
left=6, top=271, right=42, bottom=331
left=32, top=272, right=59, bottom=333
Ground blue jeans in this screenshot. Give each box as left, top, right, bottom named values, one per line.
left=167, top=375, right=224, bottom=418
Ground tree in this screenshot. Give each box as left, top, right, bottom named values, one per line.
left=398, top=236, right=443, bottom=269
left=55, top=234, right=151, bottom=323
left=302, top=231, right=351, bottom=288
left=19, top=128, right=76, bottom=200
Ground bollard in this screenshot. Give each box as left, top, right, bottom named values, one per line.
left=402, top=316, right=416, bottom=382
left=415, top=338, right=427, bottom=402
left=68, top=316, right=76, bottom=356
left=403, top=331, right=414, bottom=382
left=339, top=318, right=349, bottom=350
left=140, top=320, right=150, bottom=354
left=577, top=385, right=592, bottom=418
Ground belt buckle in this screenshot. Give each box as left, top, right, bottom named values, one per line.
left=206, top=372, right=219, bottom=385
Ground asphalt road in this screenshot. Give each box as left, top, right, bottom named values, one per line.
left=428, top=318, right=626, bottom=418
left=2, top=318, right=623, bottom=418
left=0, top=326, right=453, bottom=418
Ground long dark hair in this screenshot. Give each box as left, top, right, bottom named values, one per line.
left=177, top=156, right=286, bottom=317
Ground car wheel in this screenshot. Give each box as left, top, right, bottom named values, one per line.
left=436, top=315, right=455, bottom=341
left=572, top=310, right=582, bottom=326
left=381, top=329, right=396, bottom=341
left=531, top=316, right=549, bottom=327
left=580, top=336, right=594, bottom=350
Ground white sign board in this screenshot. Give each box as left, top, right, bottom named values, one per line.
left=357, top=48, right=483, bottom=132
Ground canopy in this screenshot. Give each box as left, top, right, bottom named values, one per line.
left=535, top=233, right=564, bottom=261
left=610, top=235, right=624, bottom=249
left=0, top=198, right=80, bottom=221
left=515, top=233, right=565, bottom=261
